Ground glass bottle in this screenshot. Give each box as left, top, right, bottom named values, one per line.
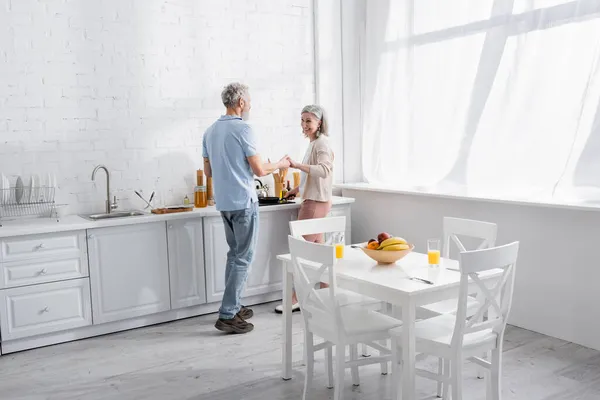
left=194, top=186, right=207, bottom=208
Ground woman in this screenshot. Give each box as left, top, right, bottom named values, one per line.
left=274, top=104, right=334, bottom=313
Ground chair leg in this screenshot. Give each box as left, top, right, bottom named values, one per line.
left=486, top=366, right=492, bottom=400
left=334, top=344, right=346, bottom=400
left=380, top=338, right=389, bottom=375
left=361, top=342, right=371, bottom=357
left=442, top=359, right=450, bottom=399
left=478, top=350, right=490, bottom=379
left=436, top=357, right=444, bottom=398
left=391, top=335, right=401, bottom=400
left=300, top=320, right=307, bottom=366
left=350, top=344, right=360, bottom=386
left=302, top=331, right=314, bottom=400
left=490, top=347, right=502, bottom=400
left=326, top=344, right=334, bottom=389
left=451, top=359, right=462, bottom=400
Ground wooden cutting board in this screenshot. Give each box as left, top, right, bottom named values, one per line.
left=151, top=206, right=194, bottom=214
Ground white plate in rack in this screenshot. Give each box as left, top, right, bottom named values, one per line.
left=29, top=174, right=38, bottom=203
left=1, top=174, right=8, bottom=204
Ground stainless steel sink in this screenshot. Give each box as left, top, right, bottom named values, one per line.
left=80, top=211, right=146, bottom=221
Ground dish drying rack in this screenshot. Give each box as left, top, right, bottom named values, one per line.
left=0, top=186, right=58, bottom=226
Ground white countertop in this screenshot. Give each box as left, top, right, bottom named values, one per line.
left=0, top=196, right=355, bottom=238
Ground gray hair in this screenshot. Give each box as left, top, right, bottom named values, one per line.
left=301, top=104, right=329, bottom=137
left=221, top=83, right=249, bottom=108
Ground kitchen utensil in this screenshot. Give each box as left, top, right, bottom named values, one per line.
left=134, top=191, right=153, bottom=209
left=147, top=191, right=155, bottom=208
left=408, top=276, right=434, bottom=285
left=255, top=179, right=268, bottom=198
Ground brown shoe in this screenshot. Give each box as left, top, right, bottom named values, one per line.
left=238, top=306, right=253, bottom=320
left=215, top=314, right=254, bottom=334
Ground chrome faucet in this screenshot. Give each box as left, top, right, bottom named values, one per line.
left=91, top=165, right=118, bottom=214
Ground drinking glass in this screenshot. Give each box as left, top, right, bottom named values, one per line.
left=329, top=232, right=345, bottom=259
left=427, top=239, right=441, bottom=267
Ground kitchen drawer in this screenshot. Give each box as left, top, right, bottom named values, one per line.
left=0, top=231, right=86, bottom=263
left=0, top=278, right=92, bottom=340
left=0, top=255, right=89, bottom=289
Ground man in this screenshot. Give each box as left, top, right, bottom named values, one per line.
left=203, top=82, right=290, bottom=334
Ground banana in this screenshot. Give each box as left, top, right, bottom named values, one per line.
left=381, top=243, right=410, bottom=251
left=377, top=237, right=407, bottom=250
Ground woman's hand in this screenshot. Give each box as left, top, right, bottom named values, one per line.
left=287, top=157, right=297, bottom=169
left=285, top=186, right=299, bottom=199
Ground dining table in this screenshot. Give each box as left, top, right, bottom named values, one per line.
left=277, top=244, right=501, bottom=400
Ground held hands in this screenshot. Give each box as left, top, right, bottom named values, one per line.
left=273, top=155, right=298, bottom=169
left=285, top=156, right=298, bottom=169
left=278, top=155, right=291, bottom=170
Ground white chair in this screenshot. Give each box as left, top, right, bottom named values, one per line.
left=290, top=216, right=390, bottom=372
left=289, top=235, right=403, bottom=400
left=391, top=241, right=520, bottom=400
left=419, top=217, right=498, bottom=317
left=418, top=217, right=498, bottom=392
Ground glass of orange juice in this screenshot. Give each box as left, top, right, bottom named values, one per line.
left=427, top=239, right=441, bottom=267
left=332, top=232, right=345, bottom=259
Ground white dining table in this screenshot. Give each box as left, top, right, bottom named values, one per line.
left=277, top=245, right=501, bottom=400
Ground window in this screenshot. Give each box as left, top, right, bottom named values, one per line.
left=362, top=0, right=600, bottom=203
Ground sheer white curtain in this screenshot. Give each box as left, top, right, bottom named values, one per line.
left=362, top=0, right=600, bottom=203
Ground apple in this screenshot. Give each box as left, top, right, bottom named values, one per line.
left=368, top=238, right=378, bottom=244
left=377, top=232, right=392, bottom=242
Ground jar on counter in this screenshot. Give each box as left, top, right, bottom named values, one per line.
left=194, top=185, right=207, bottom=208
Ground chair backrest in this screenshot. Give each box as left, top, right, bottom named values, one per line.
left=443, top=217, right=498, bottom=259
left=288, top=235, right=345, bottom=337
left=289, top=216, right=346, bottom=243
left=451, top=241, right=520, bottom=349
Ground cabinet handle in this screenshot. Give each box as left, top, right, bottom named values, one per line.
left=41, top=306, right=49, bottom=313
left=38, top=268, right=47, bottom=275
left=35, top=243, right=45, bottom=250
left=88, top=234, right=94, bottom=239
left=168, top=225, right=173, bottom=229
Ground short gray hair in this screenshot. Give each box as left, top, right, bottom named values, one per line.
left=221, top=83, right=249, bottom=108
left=301, top=104, right=329, bottom=137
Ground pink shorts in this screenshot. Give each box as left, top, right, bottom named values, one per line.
left=297, top=199, right=332, bottom=243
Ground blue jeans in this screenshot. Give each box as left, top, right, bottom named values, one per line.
left=218, top=201, right=259, bottom=320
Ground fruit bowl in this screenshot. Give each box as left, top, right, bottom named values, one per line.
left=360, top=244, right=415, bottom=265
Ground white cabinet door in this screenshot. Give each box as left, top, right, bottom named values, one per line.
left=166, top=219, right=207, bottom=309
left=203, top=216, right=229, bottom=303
left=204, top=209, right=293, bottom=303
left=0, top=278, right=92, bottom=340
left=87, top=222, right=170, bottom=324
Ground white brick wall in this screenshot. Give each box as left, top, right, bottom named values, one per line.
left=0, top=0, right=315, bottom=214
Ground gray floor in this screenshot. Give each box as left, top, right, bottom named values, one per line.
left=0, top=302, right=599, bottom=400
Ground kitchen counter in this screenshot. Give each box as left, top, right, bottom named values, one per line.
left=0, top=196, right=355, bottom=238
left=0, top=196, right=354, bottom=355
